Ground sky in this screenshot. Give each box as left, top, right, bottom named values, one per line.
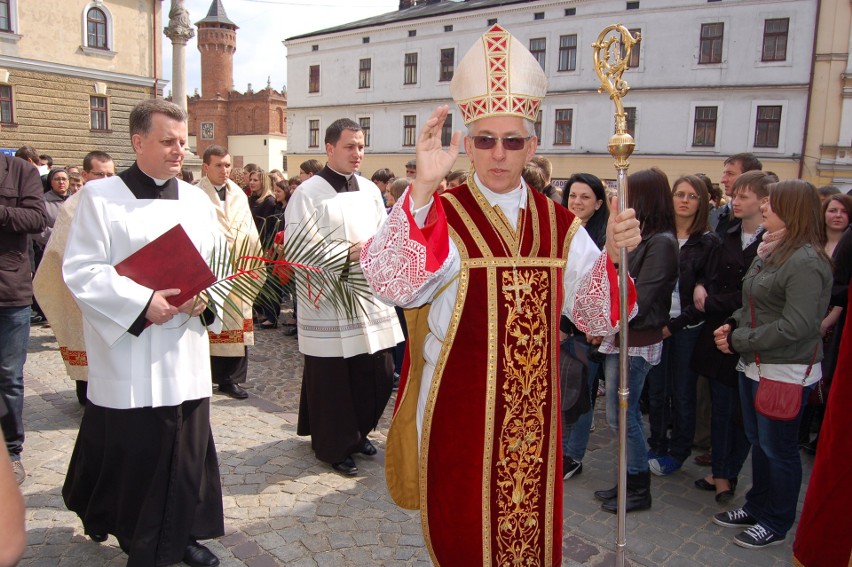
left=162, top=0, right=400, bottom=96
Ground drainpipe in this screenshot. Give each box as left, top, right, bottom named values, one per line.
left=799, top=0, right=821, bottom=179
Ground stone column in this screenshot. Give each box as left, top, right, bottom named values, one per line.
left=163, top=0, right=194, bottom=112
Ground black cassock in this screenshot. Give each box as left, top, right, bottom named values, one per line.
left=62, top=164, right=224, bottom=567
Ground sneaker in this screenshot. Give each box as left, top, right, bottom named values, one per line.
left=713, top=509, right=757, bottom=528
left=734, top=524, right=784, bottom=549
left=10, top=460, right=25, bottom=485
left=649, top=455, right=681, bottom=476
left=647, top=448, right=660, bottom=460
left=562, top=457, right=583, bottom=480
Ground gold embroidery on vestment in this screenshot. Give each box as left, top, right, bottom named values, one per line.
left=482, top=266, right=498, bottom=565
left=494, top=267, right=549, bottom=566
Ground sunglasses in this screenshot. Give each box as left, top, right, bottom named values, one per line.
left=469, top=135, right=531, bottom=151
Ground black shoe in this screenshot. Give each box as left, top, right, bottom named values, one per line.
left=600, top=472, right=652, bottom=513
left=733, top=524, right=785, bottom=549
left=358, top=439, right=377, bottom=456
left=713, top=508, right=757, bottom=528
left=283, top=327, right=298, bottom=337
left=563, top=457, right=582, bottom=480
left=218, top=383, right=248, bottom=400
left=694, top=477, right=715, bottom=491
left=183, top=541, right=219, bottom=567
left=332, top=456, right=358, bottom=476
left=594, top=485, right=618, bottom=502
left=89, top=533, right=108, bottom=543
left=76, top=380, right=88, bottom=406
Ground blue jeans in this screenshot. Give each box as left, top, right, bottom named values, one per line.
left=604, top=353, right=653, bottom=474
left=646, top=325, right=702, bottom=463
left=739, top=373, right=810, bottom=537
left=0, top=305, right=30, bottom=460
left=562, top=336, right=600, bottom=462
left=709, top=378, right=751, bottom=479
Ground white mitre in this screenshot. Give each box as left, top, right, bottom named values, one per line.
left=450, top=24, right=548, bottom=125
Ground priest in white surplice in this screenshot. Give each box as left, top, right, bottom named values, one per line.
left=359, top=25, right=642, bottom=567
left=284, top=118, right=403, bottom=476
left=62, top=100, right=226, bottom=567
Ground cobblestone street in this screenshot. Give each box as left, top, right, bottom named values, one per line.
left=18, top=321, right=808, bottom=566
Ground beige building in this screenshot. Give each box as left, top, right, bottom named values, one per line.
left=802, top=0, right=852, bottom=190
left=0, top=0, right=165, bottom=169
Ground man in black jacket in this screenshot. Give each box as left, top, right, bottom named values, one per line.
left=0, top=150, right=48, bottom=486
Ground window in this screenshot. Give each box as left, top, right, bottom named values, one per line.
left=554, top=109, right=573, bottom=145
left=87, top=8, right=107, bottom=49
left=699, top=23, right=724, bottom=64
left=408, top=30, right=416, bottom=37
left=311, top=45, right=318, bottom=51
left=441, top=113, right=453, bottom=146
left=444, top=25, right=453, bottom=32
left=439, top=48, right=454, bottom=82
left=362, top=37, right=369, bottom=44
left=762, top=18, right=789, bottom=62
left=754, top=105, right=782, bottom=148
left=534, top=12, right=544, bottom=20
left=624, top=106, right=637, bottom=138
left=359, top=58, right=371, bottom=89
left=403, top=115, right=417, bottom=146
left=90, top=96, right=108, bottom=130
left=530, top=38, right=546, bottom=69
left=692, top=106, right=717, bottom=147
left=308, top=119, right=319, bottom=148
left=487, top=18, right=497, bottom=26
left=308, top=65, right=320, bottom=93
left=626, top=1, right=639, bottom=9
left=0, top=0, right=11, bottom=32
left=0, top=85, right=13, bottom=124
left=404, top=52, right=418, bottom=85
left=620, top=28, right=641, bottom=68
left=565, top=8, right=576, bottom=16
left=558, top=35, right=577, bottom=72
left=359, top=117, right=371, bottom=147
left=534, top=110, right=542, bottom=140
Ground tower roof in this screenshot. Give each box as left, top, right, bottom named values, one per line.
left=195, top=0, right=238, bottom=29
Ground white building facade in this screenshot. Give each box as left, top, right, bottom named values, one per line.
left=285, top=0, right=823, bottom=186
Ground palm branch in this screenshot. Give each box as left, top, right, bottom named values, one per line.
left=205, top=214, right=375, bottom=322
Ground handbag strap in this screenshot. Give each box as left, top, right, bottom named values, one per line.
left=748, top=295, right=818, bottom=385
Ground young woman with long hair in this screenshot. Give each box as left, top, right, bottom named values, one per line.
left=646, top=175, right=720, bottom=476
left=713, top=180, right=832, bottom=549
left=594, top=167, right=679, bottom=513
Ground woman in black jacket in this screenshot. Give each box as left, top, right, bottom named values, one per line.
left=691, top=170, right=773, bottom=502
left=594, top=167, right=679, bottom=513
left=647, top=175, right=720, bottom=476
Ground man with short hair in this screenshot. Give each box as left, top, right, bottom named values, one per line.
left=13, top=146, right=40, bottom=169
left=62, top=99, right=226, bottom=567
left=38, top=154, right=53, bottom=169
left=284, top=118, right=403, bottom=476
left=0, top=138, right=47, bottom=487
left=361, top=25, right=640, bottom=564
left=81, top=150, right=116, bottom=183
left=198, top=144, right=263, bottom=400
left=404, top=158, right=416, bottom=178
left=712, top=152, right=762, bottom=233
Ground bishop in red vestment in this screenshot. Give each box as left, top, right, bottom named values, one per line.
left=361, top=25, right=640, bottom=567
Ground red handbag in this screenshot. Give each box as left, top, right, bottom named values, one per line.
left=749, top=297, right=817, bottom=421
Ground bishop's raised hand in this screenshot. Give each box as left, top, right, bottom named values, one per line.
left=409, top=105, right=462, bottom=209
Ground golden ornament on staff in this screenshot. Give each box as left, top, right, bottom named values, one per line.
left=592, top=23, right=641, bottom=567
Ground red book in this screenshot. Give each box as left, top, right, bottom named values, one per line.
left=114, top=224, right=217, bottom=309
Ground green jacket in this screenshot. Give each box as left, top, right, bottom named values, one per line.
left=729, top=243, right=831, bottom=366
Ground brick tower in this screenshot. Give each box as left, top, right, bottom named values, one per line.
left=193, top=0, right=237, bottom=154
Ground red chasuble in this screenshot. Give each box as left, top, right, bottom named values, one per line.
left=793, top=286, right=852, bottom=567
left=392, top=182, right=580, bottom=567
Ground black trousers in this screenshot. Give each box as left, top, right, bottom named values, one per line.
left=210, top=347, right=248, bottom=385
left=297, top=349, right=394, bottom=463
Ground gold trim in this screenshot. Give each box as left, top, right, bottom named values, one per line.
left=528, top=191, right=541, bottom=257
left=464, top=257, right=565, bottom=269
left=543, top=265, right=559, bottom=567
left=480, top=265, right=499, bottom=565
left=546, top=198, right=557, bottom=258
left=419, top=233, right=471, bottom=567
left=564, top=216, right=582, bottom=259
left=443, top=193, right=491, bottom=259
left=467, top=175, right=520, bottom=252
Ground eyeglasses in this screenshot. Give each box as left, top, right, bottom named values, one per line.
left=673, top=191, right=699, bottom=201
left=469, top=136, right=531, bottom=151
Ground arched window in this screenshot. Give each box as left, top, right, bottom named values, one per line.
left=87, top=8, right=107, bottom=49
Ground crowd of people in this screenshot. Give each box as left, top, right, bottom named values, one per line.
left=1, top=24, right=850, bottom=567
